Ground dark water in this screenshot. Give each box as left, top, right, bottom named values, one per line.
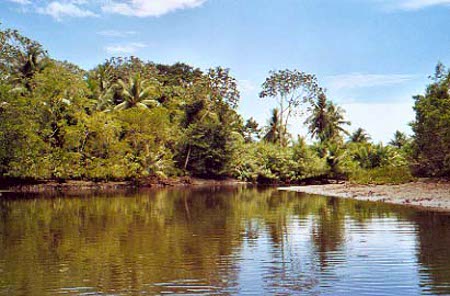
left=0, top=187, right=449, bottom=296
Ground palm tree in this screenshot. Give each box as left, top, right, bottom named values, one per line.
left=352, top=143, right=398, bottom=169
left=263, top=108, right=286, bottom=145
left=243, top=117, right=261, bottom=143
left=114, top=74, right=161, bottom=111
left=324, top=142, right=346, bottom=176
left=324, top=102, right=350, bottom=140
left=349, top=128, right=371, bottom=143
left=389, top=130, right=408, bottom=148
left=87, top=64, right=115, bottom=111
left=12, top=45, right=47, bottom=91
left=306, top=93, right=328, bottom=140
left=306, top=94, right=350, bottom=142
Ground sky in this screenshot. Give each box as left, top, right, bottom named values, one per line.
left=1, top=0, right=450, bottom=143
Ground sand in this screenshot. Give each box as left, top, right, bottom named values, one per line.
left=279, top=181, right=450, bottom=211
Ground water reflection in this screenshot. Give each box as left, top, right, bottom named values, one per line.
left=0, top=187, right=448, bottom=295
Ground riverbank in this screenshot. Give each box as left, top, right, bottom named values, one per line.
left=0, top=177, right=248, bottom=194
left=279, top=181, right=450, bottom=211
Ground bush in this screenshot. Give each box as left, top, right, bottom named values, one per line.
left=349, top=166, right=415, bottom=185
left=230, top=141, right=327, bottom=183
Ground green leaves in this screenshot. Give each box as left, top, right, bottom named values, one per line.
left=349, top=128, right=371, bottom=144
left=0, top=24, right=428, bottom=184
left=306, top=93, right=350, bottom=143
left=114, top=74, right=161, bottom=110
left=206, top=67, right=240, bottom=109
left=259, top=69, right=322, bottom=101
left=260, top=69, right=324, bottom=147
left=411, top=62, right=450, bottom=176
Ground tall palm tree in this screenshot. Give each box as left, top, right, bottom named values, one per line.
left=306, top=94, right=350, bottom=142
left=306, top=93, right=328, bottom=140
left=349, top=128, right=371, bottom=143
left=114, top=74, right=161, bottom=111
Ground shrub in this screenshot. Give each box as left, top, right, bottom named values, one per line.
left=349, top=166, right=415, bottom=185
left=230, top=141, right=327, bottom=183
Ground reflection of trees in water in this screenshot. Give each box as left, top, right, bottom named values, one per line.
left=0, top=188, right=448, bottom=295
left=311, top=198, right=346, bottom=271
left=413, top=212, right=450, bottom=295
left=0, top=190, right=243, bottom=295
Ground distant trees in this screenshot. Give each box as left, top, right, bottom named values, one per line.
left=242, top=117, right=261, bottom=143
left=2, top=24, right=446, bottom=183
left=349, top=128, right=371, bottom=144
left=389, top=131, right=408, bottom=149
left=0, top=25, right=247, bottom=180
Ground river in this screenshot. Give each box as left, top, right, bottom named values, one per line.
left=0, top=186, right=449, bottom=295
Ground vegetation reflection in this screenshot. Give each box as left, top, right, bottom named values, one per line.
left=0, top=188, right=448, bottom=295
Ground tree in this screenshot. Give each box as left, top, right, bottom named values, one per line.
left=323, top=142, right=346, bottom=177
left=323, top=101, right=350, bottom=141
left=206, top=67, right=240, bottom=109
left=389, top=130, right=408, bottom=149
left=177, top=68, right=241, bottom=176
left=306, top=93, right=328, bottom=141
left=411, top=63, right=450, bottom=176
left=263, top=109, right=283, bottom=145
left=12, top=45, right=47, bottom=91
left=156, top=62, right=203, bottom=87
left=114, top=74, right=161, bottom=110
left=349, top=128, right=371, bottom=143
left=242, top=117, right=261, bottom=143
left=0, top=26, right=48, bottom=91
left=260, top=69, right=322, bottom=146
left=351, top=143, right=403, bottom=169
left=87, top=64, right=115, bottom=111
left=306, top=93, right=350, bottom=143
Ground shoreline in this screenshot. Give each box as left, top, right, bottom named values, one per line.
left=0, top=178, right=249, bottom=195
left=4, top=178, right=450, bottom=212
left=279, top=181, right=450, bottom=212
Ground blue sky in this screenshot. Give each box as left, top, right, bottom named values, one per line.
left=2, top=0, right=450, bottom=142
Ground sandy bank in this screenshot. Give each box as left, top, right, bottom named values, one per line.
left=279, top=182, right=450, bottom=211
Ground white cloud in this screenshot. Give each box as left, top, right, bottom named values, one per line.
left=378, top=0, right=450, bottom=10
left=38, top=1, right=98, bottom=21
left=102, top=0, right=207, bottom=17
left=97, top=30, right=137, bottom=37
left=8, top=0, right=207, bottom=20
left=327, top=73, right=416, bottom=90
left=8, top=0, right=31, bottom=4
left=105, top=42, right=147, bottom=54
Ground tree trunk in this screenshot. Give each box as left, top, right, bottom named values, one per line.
left=184, top=145, right=191, bottom=170
left=279, top=95, right=284, bottom=147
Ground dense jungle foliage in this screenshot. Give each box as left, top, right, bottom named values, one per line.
left=0, top=26, right=445, bottom=183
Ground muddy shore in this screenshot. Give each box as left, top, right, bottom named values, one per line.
left=0, top=178, right=248, bottom=195
left=279, top=181, right=450, bottom=212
